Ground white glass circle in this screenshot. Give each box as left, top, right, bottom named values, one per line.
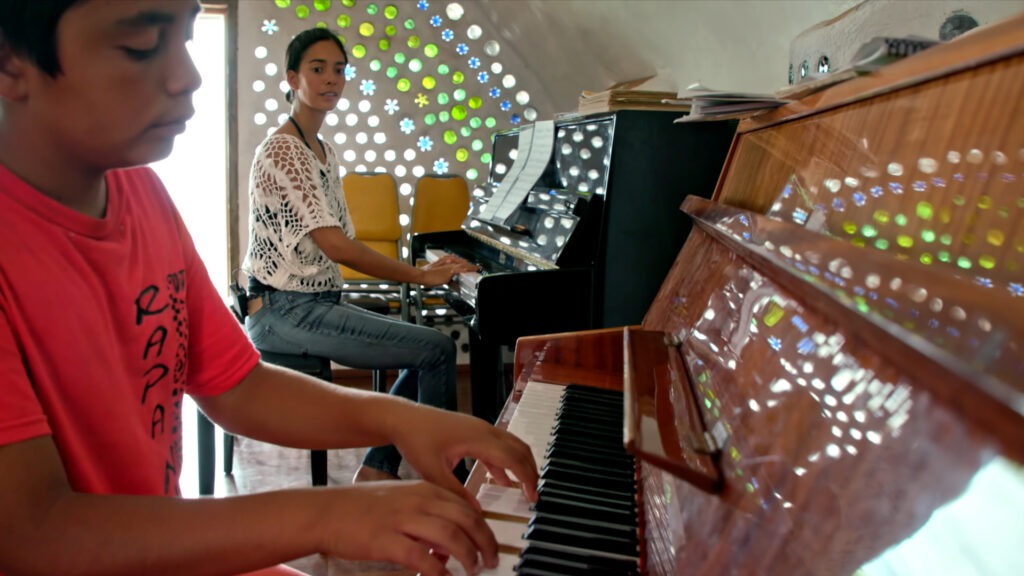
left=446, top=3, right=465, bottom=21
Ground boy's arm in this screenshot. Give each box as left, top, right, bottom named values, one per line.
left=0, top=434, right=498, bottom=576
left=196, top=361, right=539, bottom=503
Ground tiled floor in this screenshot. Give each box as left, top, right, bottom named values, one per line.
left=180, top=368, right=476, bottom=575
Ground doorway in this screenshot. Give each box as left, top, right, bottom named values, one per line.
left=151, top=9, right=228, bottom=498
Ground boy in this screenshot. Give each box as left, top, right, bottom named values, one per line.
left=0, top=2, right=537, bottom=575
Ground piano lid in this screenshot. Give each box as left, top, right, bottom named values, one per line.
left=463, top=113, right=619, bottom=268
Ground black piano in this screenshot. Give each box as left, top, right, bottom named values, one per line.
left=411, top=110, right=735, bottom=423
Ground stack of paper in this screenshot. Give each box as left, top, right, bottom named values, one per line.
left=577, top=89, right=690, bottom=115
left=670, top=83, right=790, bottom=122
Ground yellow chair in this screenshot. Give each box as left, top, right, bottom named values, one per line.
left=409, top=174, right=471, bottom=325
left=410, top=174, right=470, bottom=235
left=340, top=172, right=403, bottom=285
left=339, top=172, right=405, bottom=391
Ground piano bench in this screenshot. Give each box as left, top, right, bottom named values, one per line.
left=196, top=350, right=333, bottom=495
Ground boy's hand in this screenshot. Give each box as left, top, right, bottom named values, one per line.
left=318, top=480, right=493, bottom=576
left=389, top=406, right=539, bottom=508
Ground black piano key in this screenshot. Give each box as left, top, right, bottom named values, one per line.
left=562, top=392, right=624, bottom=411
left=547, top=426, right=627, bottom=448
left=546, top=436, right=631, bottom=459
left=563, top=384, right=624, bottom=399
left=543, top=456, right=635, bottom=481
left=519, top=543, right=640, bottom=575
left=537, top=482, right=637, bottom=513
left=532, top=496, right=637, bottom=526
left=553, top=416, right=621, bottom=436
left=542, top=463, right=637, bottom=494
left=528, top=513, right=638, bottom=541
left=540, top=477, right=634, bottom=500
left=554, top=406, right=621, bottom=427
left=520, top=545, right=638, bottom=573
left=552, top=421, right=622, bottom=443
left=546, top=445, right=634, bottom=468
left=560, top=391, right=622, bottom=408
left=534, top=492, right=638, bottom=523
left=531, top=511, right=634, bottom=537
left=524, top=524, right=640, bottom=559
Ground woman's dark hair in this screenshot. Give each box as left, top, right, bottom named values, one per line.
left=284, top=27, right=347, bottom=104
left=0, top=0, right=84, bottom=77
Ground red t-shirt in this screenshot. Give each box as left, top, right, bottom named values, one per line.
left=0, top=165, right=259, bottom=496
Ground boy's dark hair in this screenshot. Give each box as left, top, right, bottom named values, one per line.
left=284, top=27, right=347, bottom=103
left=0, top=0, right=84, bottom=77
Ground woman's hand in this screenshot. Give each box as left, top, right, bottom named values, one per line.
left=417, top=254, right=478, bottom=287
left=317, top=480, right=497, bottom=576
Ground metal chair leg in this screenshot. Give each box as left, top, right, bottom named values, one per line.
left=223, top=432, right=234, bottom=475
left=311, top=449, right=328, bottom=486
left=197, top=411, right=215, bottom=496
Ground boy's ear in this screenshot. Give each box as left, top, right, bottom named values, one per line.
left=0, top=42, right=31, bottom=102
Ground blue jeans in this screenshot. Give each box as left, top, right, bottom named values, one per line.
left=244, top=290, right=457, bottom=477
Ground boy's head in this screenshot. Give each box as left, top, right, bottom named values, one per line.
left=0, top=1, right=203, bottom=173
left=0, top=0, right=84, bottom=77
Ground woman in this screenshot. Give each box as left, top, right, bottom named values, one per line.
left=243, top=28, right=477, bottom=483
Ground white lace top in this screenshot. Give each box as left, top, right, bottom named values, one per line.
left=243, top=133, right=354, bottom=293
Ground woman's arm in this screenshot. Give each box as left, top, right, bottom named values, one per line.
left=308, top=226, right=475, bottom=287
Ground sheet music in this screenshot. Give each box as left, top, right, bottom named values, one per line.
left=478, top=124, right=532, bottom=222
left=487, top=120, right=555, bottom=224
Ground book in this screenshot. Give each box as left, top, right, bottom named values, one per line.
left=672, top=82, right=789, bottom=122
left=577, top=88, right=690, bottom=115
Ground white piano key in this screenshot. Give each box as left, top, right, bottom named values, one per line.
left=477, top=484, right=532, bottom=519
left=476, top=380, right=641, bottom=571
left=445, top=551, right=518, bottom=576
left=504, top=381, right=564, bottom=476
left=486, top=517, right=529, bottom=549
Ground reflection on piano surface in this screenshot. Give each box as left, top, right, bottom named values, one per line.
left=412, top=111, right=736, bottom=423
left=461, top=14, right=1024, bottom=576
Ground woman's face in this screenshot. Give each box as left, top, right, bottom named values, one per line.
left=288, top=39, right=347, bottom=112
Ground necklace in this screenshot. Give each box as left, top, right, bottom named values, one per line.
left=287, top=115, right=325, bottom=158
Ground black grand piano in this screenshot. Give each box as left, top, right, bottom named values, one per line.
left=411, top=110, right=735, bottom=422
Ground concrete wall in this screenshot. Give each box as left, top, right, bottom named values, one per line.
left=232, top=0, right=1023, bottom=267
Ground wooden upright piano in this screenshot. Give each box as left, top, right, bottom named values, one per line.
left=461, top=13, right=1024, bottom=576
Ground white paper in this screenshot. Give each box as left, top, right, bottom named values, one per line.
left=489, top=120, right=555, bottom=224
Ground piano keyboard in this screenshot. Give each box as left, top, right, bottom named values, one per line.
left=462, top=381, right=642, bottom=575
left=425, top=247, right=483, bottom=306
